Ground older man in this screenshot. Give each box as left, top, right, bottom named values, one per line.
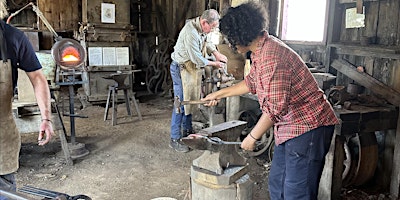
left=169, top=9, right=227, bottom=152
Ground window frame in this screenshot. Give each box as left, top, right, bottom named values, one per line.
left=277, top=0, right=330, bottom=45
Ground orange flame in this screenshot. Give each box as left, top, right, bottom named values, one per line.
left=61, top=46, right=80, bottom=62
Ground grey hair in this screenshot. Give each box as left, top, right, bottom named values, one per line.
left=201, top=9, right=220, bottom=24
left=0, top=0, right=8, bottom=19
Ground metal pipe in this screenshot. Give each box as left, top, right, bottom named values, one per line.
left=6, top=2, right=60, bottom=40
left=0, top=188, right=33, bottom=200
left=30, top=3, right=59, bottom=39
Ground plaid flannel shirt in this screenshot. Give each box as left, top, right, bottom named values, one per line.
left=245, top=33, right=339, bottom=145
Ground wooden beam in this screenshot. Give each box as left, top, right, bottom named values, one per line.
left=331, top=59, right=400, bottom=106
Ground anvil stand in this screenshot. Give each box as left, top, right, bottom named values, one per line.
left=56, top=68, right=89, bottom=160
left=103, top=71, right=142, bottom=126
left=182, top=120, right=253, bottom=200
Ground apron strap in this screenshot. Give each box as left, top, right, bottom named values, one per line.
left=0, top=20, right=8, bottom=62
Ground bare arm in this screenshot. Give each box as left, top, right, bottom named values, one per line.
left=241, top=113, right=274, bottom=150
left=26, top=69, right=54, bottom=145
left=201, top=80, right=249, bottom=106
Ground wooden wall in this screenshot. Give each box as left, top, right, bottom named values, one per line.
left=141, top=0, right=207, bottom=38
left=331, top=0, right=400, bottom=93
left=285, top=0, right=400, bottom=94
left=37, top=0, right=81, bottom=32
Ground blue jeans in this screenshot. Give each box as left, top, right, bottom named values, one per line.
left=268, top=125, right=334, bottom=200
left=0, top=173, right=16, bottom=200
left=170, top=61, right=192, bottom=140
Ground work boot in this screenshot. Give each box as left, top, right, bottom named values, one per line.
left=169, top=139, right=189, bottom=153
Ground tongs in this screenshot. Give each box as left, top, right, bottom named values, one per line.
left=186, top=134, right=261, bottom=145
left=18, top=185, right=91, bottom=200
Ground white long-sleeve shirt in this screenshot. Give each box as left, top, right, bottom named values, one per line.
left=171, top=17, right=217, bottom=68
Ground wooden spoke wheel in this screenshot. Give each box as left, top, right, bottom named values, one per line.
left=342, top=132, right=378, bottom=187
left=236, top=110, right=274, bottom=157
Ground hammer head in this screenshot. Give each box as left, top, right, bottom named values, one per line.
left=174, top=96, right=182, bottom=113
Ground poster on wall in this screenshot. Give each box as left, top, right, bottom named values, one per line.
left=101, top=3, right=115, bottom=23
left=103, top=47, right=116, bottom=65
left=88, top=47, right=103, bottom=66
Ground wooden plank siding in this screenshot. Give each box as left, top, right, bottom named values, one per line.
left=325, top=0, right=400, bottom=98
left=376, top=0, right=399, bottom=46
left=37, top=0, right=81, bottom=32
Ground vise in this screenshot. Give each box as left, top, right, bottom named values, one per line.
left=181, top=120, right=252, bottom=200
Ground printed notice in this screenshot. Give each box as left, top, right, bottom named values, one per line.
left=102, top=47, right=116, bottom=65
left=116, top=47, right=130, bottom=65
left=88, top=47, right=103, bottom=66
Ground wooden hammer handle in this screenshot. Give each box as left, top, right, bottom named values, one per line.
left=181, top=100, right=209, bottom=105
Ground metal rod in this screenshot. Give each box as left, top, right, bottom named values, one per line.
left=6, top=2, right=60, bottom=40
left=69, top=83, right=76, bottom=145
left=31, top=3, right=59, bottom=39
left=18, top=186, right=58, bottom=199
left=0, top=189, right=32, bottom=200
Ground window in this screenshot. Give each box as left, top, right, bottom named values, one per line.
left=279, top=0, right=328, bottom=42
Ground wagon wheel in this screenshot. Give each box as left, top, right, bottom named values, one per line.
left=342, top=132, right=378, bottom=187
left=236, top=110, right=274, bottom=157
left=342, top=141, right=352, bottom=181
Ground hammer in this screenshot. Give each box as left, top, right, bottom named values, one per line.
left=174, top=96, right=210, bottom=113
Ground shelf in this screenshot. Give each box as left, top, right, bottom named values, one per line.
left=339, top=0, right=378, bottom=4
left=329, top=43, right=400, bottom=60
left=87, top=65, right=136, bottom=72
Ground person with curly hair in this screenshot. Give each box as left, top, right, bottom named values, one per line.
left=202, top=2, right=339, bottom=199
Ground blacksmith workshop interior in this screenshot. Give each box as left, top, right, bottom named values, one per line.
left=2, top=0, right=400, bottom=199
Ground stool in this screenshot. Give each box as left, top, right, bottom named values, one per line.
left=103, top=72, right=142, bottom=125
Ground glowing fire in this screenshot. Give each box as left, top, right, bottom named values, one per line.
left=61, top=46, right=80, bottom=62
left=62, top=54, right=79, bottom=61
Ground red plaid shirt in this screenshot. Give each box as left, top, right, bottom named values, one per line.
left=245, top=33, right=339, bottom=145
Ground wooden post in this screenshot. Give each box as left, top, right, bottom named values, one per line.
left=390, top=111, right=400, bottom=198
left=356, top=0, right=364, bottom=14
left=318, top=125, right=344, bottom=200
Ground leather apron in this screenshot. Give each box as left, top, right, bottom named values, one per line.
left=180, top=37, right=208, bottom=115
left=0, top=27, right=20, bottom=175
left=181, top=61, right=202, bottom=115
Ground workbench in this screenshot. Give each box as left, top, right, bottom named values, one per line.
left=319, top=105, right=399, bottom=199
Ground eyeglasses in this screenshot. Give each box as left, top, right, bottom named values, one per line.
left=206, top=21, right=219, bottom=31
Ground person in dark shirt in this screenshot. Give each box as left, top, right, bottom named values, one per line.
left=0, top=2, right=54, bottom=198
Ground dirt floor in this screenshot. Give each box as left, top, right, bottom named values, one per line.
left=15, top=94, right=270, bottom=200
left=13, top=93, right=394, bottom=200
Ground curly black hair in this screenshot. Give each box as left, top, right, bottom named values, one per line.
left=220, top=2, right=269, bottom=50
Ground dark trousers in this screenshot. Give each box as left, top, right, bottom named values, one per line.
left=268, top=126, right=334, bottom=200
